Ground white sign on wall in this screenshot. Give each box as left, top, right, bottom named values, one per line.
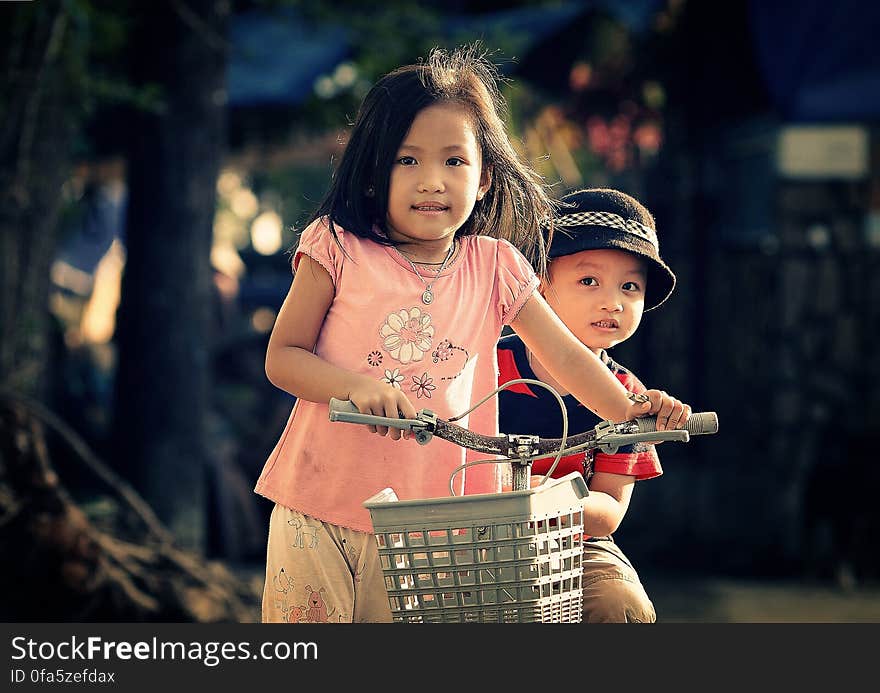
left=776, top=125, right=869, bottom=180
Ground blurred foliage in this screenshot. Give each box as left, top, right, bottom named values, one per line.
left=240, top=0, right=580, bottom=132
left=3, top=0, right=691, bottom=186
left=5, top=0, right=167, bottom=160
left=513, top=3, right=689, bottom=190
left=251, top=164, right=330, bottom=232
left=30, top=0, right=688, bottom=191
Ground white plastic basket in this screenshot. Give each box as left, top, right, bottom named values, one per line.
left=363, top=472, right=588, bottom=623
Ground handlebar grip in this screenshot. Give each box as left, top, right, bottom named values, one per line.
left=634, top=411, right=718, bottom=435
left=329, top=397, right=360, bottom=418
left=328, top=397, right=418, bottom=431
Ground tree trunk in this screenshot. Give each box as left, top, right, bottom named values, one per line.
left=0, top=2, right=77, bottom=398
left=113, top=0, right=229, bottom=551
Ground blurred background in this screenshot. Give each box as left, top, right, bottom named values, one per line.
left=2, top=0, right=879, bottom=622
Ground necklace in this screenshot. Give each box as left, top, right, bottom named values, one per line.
left=393, top=240, right=456, bottom=305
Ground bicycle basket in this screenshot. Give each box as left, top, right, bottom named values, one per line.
left=363, top=472, right=588, bottom=623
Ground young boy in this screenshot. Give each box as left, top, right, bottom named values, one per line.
left=498, top=187, right=689, bottom=623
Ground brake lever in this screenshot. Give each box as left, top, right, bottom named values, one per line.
left=594, top=421, right=689, bottom=453
left=596, top=429, right=691, bottom=455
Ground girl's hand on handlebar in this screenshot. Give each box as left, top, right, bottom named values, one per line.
left=347, top=382, right=418, bottom=440
left=639, top=389, right=692, bottom=431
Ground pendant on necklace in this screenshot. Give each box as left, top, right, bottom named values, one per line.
left=421, top=289, right=434, bottom=305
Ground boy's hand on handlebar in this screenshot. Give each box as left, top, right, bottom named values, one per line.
left=638, top=389, right=691, bottom=431
left=347, top=382, right=418, bottom=440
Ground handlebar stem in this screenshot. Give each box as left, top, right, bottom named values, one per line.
left=509, top=435, right=540, bottom=490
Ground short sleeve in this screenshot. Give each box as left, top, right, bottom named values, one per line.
left=620, top=370, right=647, bottom=395
left=592, top=365, right=662, bottom=480
left=495, top=239, right=539, bottom=325
left=593, top=447, right=662, bottom=480
left=293, top=217, right=344, bottom=285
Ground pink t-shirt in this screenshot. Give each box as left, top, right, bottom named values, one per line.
left=254, top=218, right=540, bottom=532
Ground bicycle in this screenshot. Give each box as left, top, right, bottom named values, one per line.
left=329, top=381, right=718, bottom=623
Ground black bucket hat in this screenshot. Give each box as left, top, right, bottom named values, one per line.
left=547, top=188, right=676, bottom=311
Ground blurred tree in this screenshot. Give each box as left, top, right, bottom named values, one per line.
left=112, top=0, right=230, bottom=551
left=0, top=0, right=258, bottom=619
left=0, top=1, right=83, bottom=398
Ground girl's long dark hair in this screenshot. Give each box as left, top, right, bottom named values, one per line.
left=307, top=43, right=556, bottom=276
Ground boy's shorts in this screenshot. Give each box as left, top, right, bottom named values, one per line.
left=581, top=536, right=656, bottom=623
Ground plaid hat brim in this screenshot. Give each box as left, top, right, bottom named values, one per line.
left=549, top=211, right=676, bottom=311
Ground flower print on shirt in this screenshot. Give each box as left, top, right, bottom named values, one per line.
left=432, top=339, right=456, bottom=363
left=431, top=338, right=470, bottom=381
left=381, top=368, right=404, bottom=389
left=367, top=350, right=383, bottom=367
left=410, top=372, right=436, bottom=399
left=380, top=307, right=434, bottom=364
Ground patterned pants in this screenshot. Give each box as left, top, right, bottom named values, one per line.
left=261, top=505, right=393, bottom=623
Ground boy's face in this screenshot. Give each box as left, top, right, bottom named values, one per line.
left=540, top=248, right=646, bottom=353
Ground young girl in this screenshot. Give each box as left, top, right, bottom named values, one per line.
left=255, top=44, right=687, bottom=623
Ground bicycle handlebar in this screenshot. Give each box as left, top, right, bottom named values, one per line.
left=328, top=397, right=718, bottom=459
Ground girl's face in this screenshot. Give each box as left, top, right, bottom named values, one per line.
left=541, top=248, right=646, bottom=354
left=386, top=101, right=491, bottom=260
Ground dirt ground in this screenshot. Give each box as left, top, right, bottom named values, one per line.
left=645, top=573, right=880, bottom=623
left=238, top=563, right=880, bottom=623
